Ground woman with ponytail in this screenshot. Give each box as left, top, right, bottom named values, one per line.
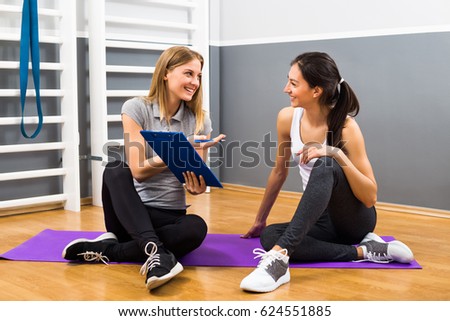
left=240, top=52, right=414, bottom=293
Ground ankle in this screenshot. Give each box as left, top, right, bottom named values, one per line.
left=272, top=245, right=283, bottom=252
left=356, top=246, right=366, bottom=260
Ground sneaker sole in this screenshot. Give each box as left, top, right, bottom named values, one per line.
left=240, top=271, right=291, bottom=293
left=146, top=262, right=184, bottom=291
left=62, top=232, right=118, bottom=259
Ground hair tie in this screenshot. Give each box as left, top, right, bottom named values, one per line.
left=336, top=77, right=345, bottom=98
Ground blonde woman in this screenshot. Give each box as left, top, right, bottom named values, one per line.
left=63, top=46, right=225, bottom=291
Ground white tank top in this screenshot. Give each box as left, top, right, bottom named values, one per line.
left=290, top=108, right=325, bottom=190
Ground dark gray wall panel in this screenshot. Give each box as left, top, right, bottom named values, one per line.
left=208, top=46, right=222, bottom=177
left=215, top=32, right=450, bottom=210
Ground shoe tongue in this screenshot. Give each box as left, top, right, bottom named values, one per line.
left=260, top=250, right=280, bottom=265
left=268, top=249, right=287, bottom=259
left=157, top=247, right=170, bottom=255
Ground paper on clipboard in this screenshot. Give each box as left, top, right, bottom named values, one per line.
left=140, top=130, right=223, bottom=188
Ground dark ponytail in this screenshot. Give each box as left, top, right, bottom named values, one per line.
left=327, top=80, right=359, bottom=150
left=292, top=52, right=359, bottom=152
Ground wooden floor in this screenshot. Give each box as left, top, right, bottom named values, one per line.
left=1, top=187, right=450, bottom=301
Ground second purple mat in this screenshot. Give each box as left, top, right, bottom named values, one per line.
left=179, top=233, right=421, bottom=269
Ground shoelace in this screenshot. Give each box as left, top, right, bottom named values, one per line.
left=354, top=241, right=393, bottom=264
left=365, top=251, right=391, bottom=264
left=140, top=242, right=160, bottom=276
left=253, top=248, right=288, bottom=269
left=77, top=251, right=110, bottom=265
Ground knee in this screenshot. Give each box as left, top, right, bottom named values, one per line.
left=311, top=156, right=342, bottom=176
left=313, top=156, right=335, bottom=169
left=183, top=214, right=208, bottom=244
left=169, top=215, right=207, bottom=257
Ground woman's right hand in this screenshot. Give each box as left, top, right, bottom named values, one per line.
left=240, top=221, right=266, bottom=239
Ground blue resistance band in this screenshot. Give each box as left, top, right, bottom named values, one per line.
left=20, top=0, right=43, bottom=138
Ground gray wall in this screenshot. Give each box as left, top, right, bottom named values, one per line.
left=4, top=33, right=450, bottom=211
left=214, top=32, right=450, bottom=211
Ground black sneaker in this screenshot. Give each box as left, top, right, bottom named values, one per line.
left=62, top=232, right=118, bottom=264
left=139, top=242, right=183, bottom=291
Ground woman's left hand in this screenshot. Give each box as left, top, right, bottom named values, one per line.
left=191, top=134, right=226, bottom=150
left=296, top=142, right=340, bottom=164
left=182, top=171, right=207, bottom=195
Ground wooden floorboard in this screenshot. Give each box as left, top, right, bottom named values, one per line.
left=1, top=187, right=449, bottom=301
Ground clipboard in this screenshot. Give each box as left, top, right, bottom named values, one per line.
left=140, top=130, right=223, bottom=188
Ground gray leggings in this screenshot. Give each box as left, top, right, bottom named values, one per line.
left=261, top=157, right=376, bottom=262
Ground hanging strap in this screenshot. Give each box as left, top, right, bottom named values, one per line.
left=20, top=0, right=43, bottom=138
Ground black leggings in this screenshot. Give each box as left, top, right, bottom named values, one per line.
left=101, top=160, right=207, bottom=262
left=261, top=157, right=377, bottom=262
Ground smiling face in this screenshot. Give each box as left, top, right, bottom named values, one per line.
left=164, top=58, right=202, bottom=106
left=283, top=64, right=316, bottom=108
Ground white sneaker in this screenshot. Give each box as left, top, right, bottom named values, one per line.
left=240, top=248, right=290, bottom=293
left=358, top=232, right=414, bottom=264
left=360, top=232, right=385, bottom=243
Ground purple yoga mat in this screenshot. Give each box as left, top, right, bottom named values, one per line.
left=0, top=229, right=421, bottom=269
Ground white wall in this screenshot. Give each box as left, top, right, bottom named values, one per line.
left=210, top=0, right=450, bottom=46
left=209, top=0, right=221, bottom=44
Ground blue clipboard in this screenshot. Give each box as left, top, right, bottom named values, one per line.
left=140, top=130, right=223, bottom=188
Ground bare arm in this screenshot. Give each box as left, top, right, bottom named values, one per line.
left=299, top=118, right=377, bottom=207
left=241, top=107, right=294, bottom=238
left=122, top=114, right=167, bottom=182
left=333, top=119, right=377, bottom=207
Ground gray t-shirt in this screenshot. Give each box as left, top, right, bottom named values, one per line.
left=121, top=97, right=212, bottom=209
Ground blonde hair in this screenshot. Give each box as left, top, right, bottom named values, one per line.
left=145, top=46, right=205, bottom=134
